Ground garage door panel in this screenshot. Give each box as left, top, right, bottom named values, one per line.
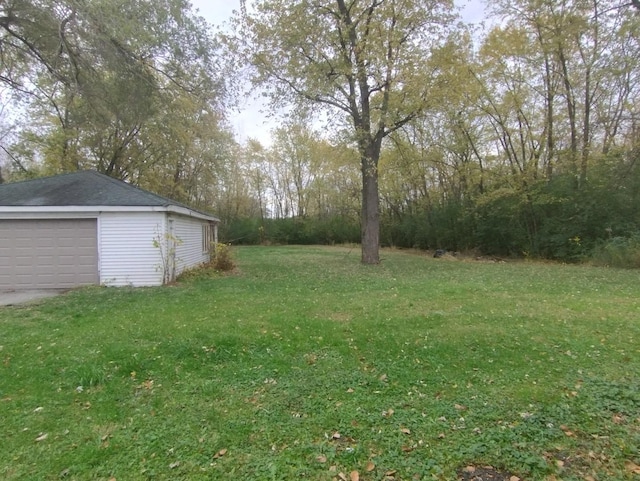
left=15, top=256, right=38, bottom=266
left=0, top=219, right=98, bottom=289
left=35, top=238, right=55, bottom=248
left=33, top=264, right=56, bottom=274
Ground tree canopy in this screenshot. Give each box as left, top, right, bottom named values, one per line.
left=232, top=0, right=456, bottom=263
left=0, top=0, right=232, bottom=210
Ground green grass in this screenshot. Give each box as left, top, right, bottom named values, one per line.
left=1, top=246, right=639, bottom=480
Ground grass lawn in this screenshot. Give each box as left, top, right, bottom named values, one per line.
left=1, top=245, right=639, bottom=480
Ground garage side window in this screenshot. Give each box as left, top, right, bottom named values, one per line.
left=202, top=223, right=214, bottom=253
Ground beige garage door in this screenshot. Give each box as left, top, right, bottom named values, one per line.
left=0, top=219, right=98, bottom=289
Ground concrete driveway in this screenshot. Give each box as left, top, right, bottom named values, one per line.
left=0, top=289, right=67, bottom=307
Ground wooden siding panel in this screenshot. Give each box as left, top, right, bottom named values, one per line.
left=99, top=212, right=165, bottom=287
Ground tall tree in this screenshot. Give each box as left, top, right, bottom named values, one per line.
left=1, top=0, right=227, bottom=191
left=234, top=0, right=454, bottom=263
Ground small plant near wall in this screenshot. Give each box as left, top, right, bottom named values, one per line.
left=175, top=243, right=236, bottom=281
left=152, top=230, right=183, bottom=284
left=211, top=243, right=235, bottom=271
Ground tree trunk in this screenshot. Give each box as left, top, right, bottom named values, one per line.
left=558, top=47, right=578, bottom=176
left=580, top=65, right=591, bottom=185
left=360, top=148, right=380, bottom=264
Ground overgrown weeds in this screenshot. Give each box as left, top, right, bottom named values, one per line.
left=177, top=243, right=236, bottom=281
left=591, top=234, right=640, bottom=268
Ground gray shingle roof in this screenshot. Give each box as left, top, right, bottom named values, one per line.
left=0, top=171, right=218, bottom=220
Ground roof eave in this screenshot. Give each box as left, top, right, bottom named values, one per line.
left=0, top=205, right=220, bottom=222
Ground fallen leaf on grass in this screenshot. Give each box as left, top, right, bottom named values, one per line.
left=365, top=461, right=375, bottom=472
left=612, top=414, right=625, bottom=424
left=350, top=471, right=359, bottom=481
left=35, top=433, right=48, bottom=442
left=400, top=428, right=411, bottom=434
left=560, top=425, right=575, bottom=437
left=316, top=455, right=327, bottom=463
left=213, top=448, right=227, bottom=459
left=169, top=461, right=180, bottom=469
left=625, top=460, right=640, bottom=474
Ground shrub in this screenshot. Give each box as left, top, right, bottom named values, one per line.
left=212, top=243, right=236, bottom=271
left=590, top=235, right=640, bottom=268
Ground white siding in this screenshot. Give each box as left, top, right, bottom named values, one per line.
left=172, top=215, right=210, bottom=276
left=99, top=212, right=165, bottom=287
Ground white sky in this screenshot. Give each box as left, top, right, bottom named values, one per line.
left=189, top=0, right=489, bottom=145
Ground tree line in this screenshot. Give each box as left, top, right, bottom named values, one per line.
left=2, top=0, right=640, bottom=266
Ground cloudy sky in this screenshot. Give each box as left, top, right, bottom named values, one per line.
left=188, top=0, right=488, bottom=144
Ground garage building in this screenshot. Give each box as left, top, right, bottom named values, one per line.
left=0, top=171, right=219, bottom=289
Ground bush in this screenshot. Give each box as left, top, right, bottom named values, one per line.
left=590, top=235, right=640, bottom=268
left=176, top=243, right=236, bottom=281
left=212, top=243, right=236, bottom=271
